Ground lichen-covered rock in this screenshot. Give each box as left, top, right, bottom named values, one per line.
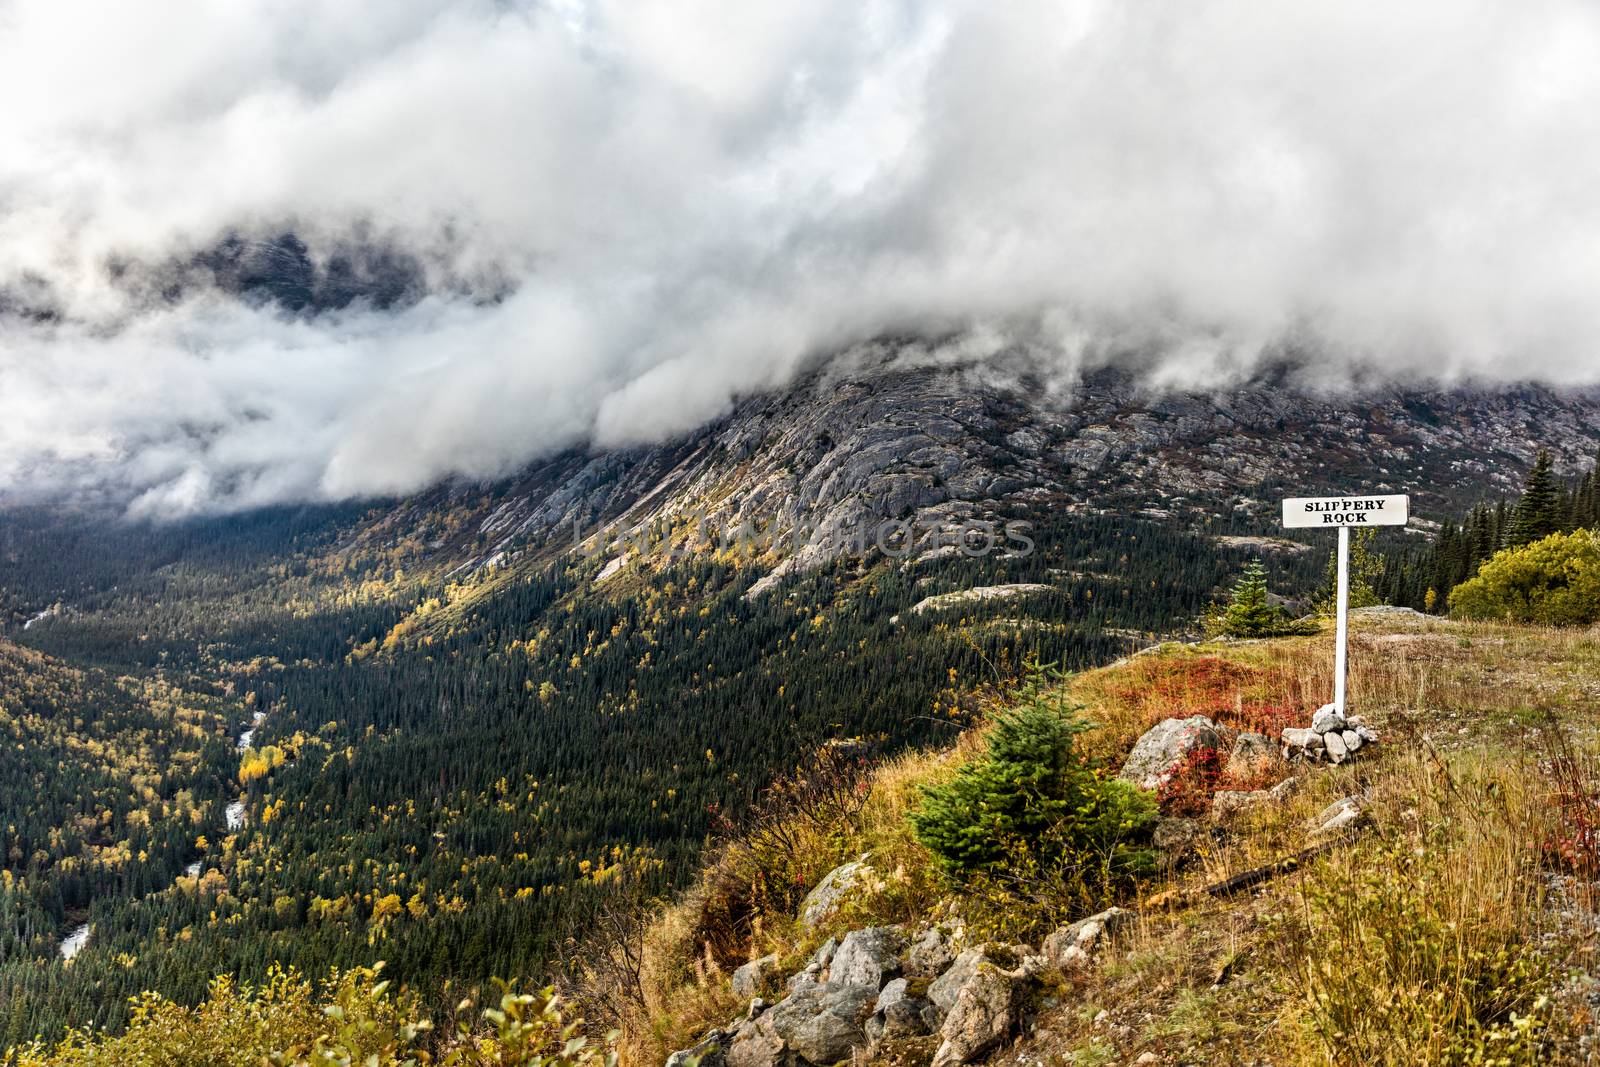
left=1119, top=716, right=1225, bottom=790
left=907, top=925, right=959, bottom=977
left=930, top=964, right=1020, bottom=1067
left=927, top=949, right=984, bottom=1014
left=1042, top=908, right=1131, bottom=970
left=725, top=1019, right=783, bottom=1067
left=667, top=1029, right=732, bottom=1067
left=786, top=937, right=837, bottom=992
left=865, top=978, right=939, bottom=1042
left=727, top=980, right=877, bottom=1067
left=798, top=859, right=871, bottom=930
left=776, top=983, right=877, bottom=1064
left=830, top=926, right=905, bottom=989
left=731, top=953, right=779, bottom=1000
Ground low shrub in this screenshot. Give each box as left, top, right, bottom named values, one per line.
left=1155, top=746, right=1224, bottom=817
left=2, top=964, right=615, bottom=1067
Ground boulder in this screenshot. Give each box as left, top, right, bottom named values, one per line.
left=779, top=983, right=877, bottom=1064
left=927, top=949, right=984, bottom=1013
left=1118, top=716, right=1225, bottom=790
left=799, top=859, right=871, bottom=929
left=1324, top=730, right=1349, bottom=764
left=1281, top=727, right=1324, bottom=760
left=1224, top=731, right=1285, bottom=782
left=725, top=1020, right=784, bottom=1067
left=866, top=978, right=939, bottom=1041
left=931, top=964, right=1020, bottom=1067
left=667, top=1029, right=732, bottom=1067
left=1341, top=728, right=1363, bottom=754
left=731, top=953, right=779, bottom=1000
left=732, top=981, right=877, bottom=1067
left=907, top=925, right=959, bottom=977
left=830, top=926, right=904, bottom=989
left=1042, top=908, right=1132, bottom=970
left=1311, top=796, right=1367, bottom=836
left=1311, top=704, right=1347, bottom=735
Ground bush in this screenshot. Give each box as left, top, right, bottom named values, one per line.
left=1448, top=529, right=1600, bottom=625
left=2, top=964, right=615, bottom=1067
left=908, top=672, right=1156, bottom=902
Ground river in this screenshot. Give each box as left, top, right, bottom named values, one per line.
left=59, top=710, right=264, bottom=958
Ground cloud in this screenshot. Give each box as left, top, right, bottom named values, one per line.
left=2, top=0, right=1599, bottom=513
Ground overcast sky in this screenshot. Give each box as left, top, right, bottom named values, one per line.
left=2, top=0, right=1599, bottom=514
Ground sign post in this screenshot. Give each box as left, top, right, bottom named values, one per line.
left=1281, top=493, right=1410, bottom=714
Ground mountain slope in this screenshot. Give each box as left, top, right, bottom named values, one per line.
left=0, top=361, right=1596, bottom=1043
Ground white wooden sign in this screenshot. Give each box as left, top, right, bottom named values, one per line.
left=1281, top=494, right=1409, bottom=529
left=1281, top=493, right=1410, bottom=715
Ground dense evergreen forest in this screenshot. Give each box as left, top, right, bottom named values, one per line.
left=0, top=495, right=1330, bottom=1043
left=1378, top=449, right=1600, bottom=611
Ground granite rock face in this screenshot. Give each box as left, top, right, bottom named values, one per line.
left=310, top=357, right=1600, bottom=599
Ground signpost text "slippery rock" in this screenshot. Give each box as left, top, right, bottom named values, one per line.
left=1280, top=494, right=1409, bottom=529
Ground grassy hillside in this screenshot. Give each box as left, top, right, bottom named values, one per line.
left=600, top=611, right=1600, bottom=1066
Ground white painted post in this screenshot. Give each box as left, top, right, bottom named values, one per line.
left=1333, top=524, right=1350, bottom=715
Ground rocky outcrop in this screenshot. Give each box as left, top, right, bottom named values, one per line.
left=1119, top=716, right=1226, bottom=790
left=830, top=927, right=905, bottom=988
left=798, top=858, right=871, bottom=930
left=667, top=1029, right=733, bottom=1067
left=672, top=868, right=1125, bottom=1067
left=931, top=964, right=1021, bottom=1067
left=907, top=924, right=960, bottom=977
left=331, top=356, right=1600, bottom=598
left=908, top=584, right=1053, bottom=616
left=1041, top=908, right=1132, bottom=970
left=866, top=978, right=940, bottom=1042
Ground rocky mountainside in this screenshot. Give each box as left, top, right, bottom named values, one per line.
left=356, top=355, right=1600, bottom=593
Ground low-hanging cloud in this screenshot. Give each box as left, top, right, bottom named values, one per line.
left=3, top=0, right=1600, bottom=514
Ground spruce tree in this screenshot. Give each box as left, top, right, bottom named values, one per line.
left=1216, top=562, right=1309, bottom=637
left=1506, top=451, right=1563, bottom=546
